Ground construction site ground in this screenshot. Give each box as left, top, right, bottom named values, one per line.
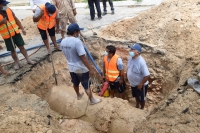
left=0, top=0, right=200, bottom=133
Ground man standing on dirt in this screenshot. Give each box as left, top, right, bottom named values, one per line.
left=60, top=23, right=102, bottom=105
left=88, top=0, right=102, bottom=20
left=0, top=0, right=35, bottom=70
left=127, top=43, right=150, bottom=110
left=52, top=0, right=77, bottom=40
left=102, top=0, right=114, bottom=15
left=33, top=2, right=61, bottom=55
left=29, top=0, right=51, bottom=13
left=103, top=45, right=125, bottom=99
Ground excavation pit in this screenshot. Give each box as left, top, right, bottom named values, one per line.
left=7, top=37, right=183, bottom=133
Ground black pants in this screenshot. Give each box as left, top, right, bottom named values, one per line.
left=38, top=27, right=55, bottom=40
left=103, top=0, right=114, bottom=12
left=88, top=0, right=101, bottom=19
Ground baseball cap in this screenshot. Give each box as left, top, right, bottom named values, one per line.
left=45, top=2, right=56, bottom=14
left=0, top=0, right=10, bottom=5
left=67, top=23, right=84, bottom=34
left=128, top=43, right=142, bottom=53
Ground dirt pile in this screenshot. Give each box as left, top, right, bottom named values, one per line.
left=21, top=16, right=39, bottom=43
left=99, top=0, right=200, bottom=132
left=100, top=0, right=200, bottom=58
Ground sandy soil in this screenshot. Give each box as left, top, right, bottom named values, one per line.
left=0, top=0, right=200, bottom=132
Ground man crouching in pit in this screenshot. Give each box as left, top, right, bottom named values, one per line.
left=60, top=23, right=101, bottom=105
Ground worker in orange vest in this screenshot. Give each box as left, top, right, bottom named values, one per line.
left=33, top=2, right=60, bottom=55
left=103, top=45, right=126, bottom=99
left=0, top=0, right=34, bottom=70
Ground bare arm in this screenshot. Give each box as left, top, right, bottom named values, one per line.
left=138, top=75, right=150, bottom=90
left=80, top=55, right=94, bottom=76
left=33, top=9, right=43, bottom=22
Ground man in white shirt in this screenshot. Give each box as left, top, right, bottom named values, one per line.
left=29, top=0, right=51, bottom=13
left=127, top=43, right=150, bottom=110
left=60, top=23, right=102, bottom=105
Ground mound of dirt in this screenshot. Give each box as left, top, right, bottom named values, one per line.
left=21, top=16, right=40, bottom=43
left=100, top=0, right=200, bottom=58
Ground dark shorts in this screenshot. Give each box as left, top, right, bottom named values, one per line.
left=131, top=85, right=148, bottom=102
left=109, top=81, right=126, bottom=93
left=70, top=72, right=90, bottom=90
left=38, top=27, right=55, bottom=40
left=4, top=33, right=24, bottom=51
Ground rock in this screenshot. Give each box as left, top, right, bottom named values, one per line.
left=174, top=12, right=181, bottom=21
left=198, top=73, right=200, bottom=79
left=156, top=87, right=160, bottom=91
left=91, top=44, right=101, bottom=50
left=152, top=80, right=158, bottom=86
left=32, top=125, right=37, bottom=132
left=153, top=48, right=166, bottom=55
left=46, top=130, right=52, bottom=133
left=182, top=107, right=189, bottom=114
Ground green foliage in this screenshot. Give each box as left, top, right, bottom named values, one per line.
left=135, top=0, right=143, bottom=2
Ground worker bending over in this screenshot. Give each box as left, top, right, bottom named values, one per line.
left=33, top=2, right=60, bottom=55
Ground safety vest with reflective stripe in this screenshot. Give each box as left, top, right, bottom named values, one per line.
left=104, top=54, right=120, bottom=82
left=37, top=5, right=57, bottom=30
left=0, top=8, right=20, bottom=39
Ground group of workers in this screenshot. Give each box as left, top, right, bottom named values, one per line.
left=0, top=0, right=150, bottom=109
left=60, top=23, right=150, bottom=109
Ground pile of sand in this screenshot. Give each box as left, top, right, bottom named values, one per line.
left=21, top=16, right=40, bottom=43
left=100, top=0, right=200, bottom=58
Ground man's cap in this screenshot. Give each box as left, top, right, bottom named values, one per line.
left=0, top=0, right=10, bottom=5
left=128, top=43, right=142, bottom=53
left=67, top=23, right=84, bottom=34
left=45, top=2, right=56, bottom=14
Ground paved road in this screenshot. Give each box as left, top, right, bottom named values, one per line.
left=13, top=6, right=152, bottom=31
left=0, top=4, right=153, bottom=63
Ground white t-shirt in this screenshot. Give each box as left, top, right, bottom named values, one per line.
left=29, top=0, right=51, bottom=9
left=34, top=7, right=59, bottom=18
left=127, top=56, right=150, bottom=87
left=60, top=36, right=89, bottom=73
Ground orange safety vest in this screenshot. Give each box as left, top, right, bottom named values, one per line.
left=37, top=5, right=57, bottom=30
left=104, top=54, right=120, bottom=82
left=0, top=8, right=20, bottom=39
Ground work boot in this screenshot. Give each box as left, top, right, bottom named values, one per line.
left=103, top=12, right=107, bottom=16
left=111, top=10, right=114, bottom=15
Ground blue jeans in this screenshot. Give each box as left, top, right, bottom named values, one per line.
left=88, top=0, right=102, bottom=19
